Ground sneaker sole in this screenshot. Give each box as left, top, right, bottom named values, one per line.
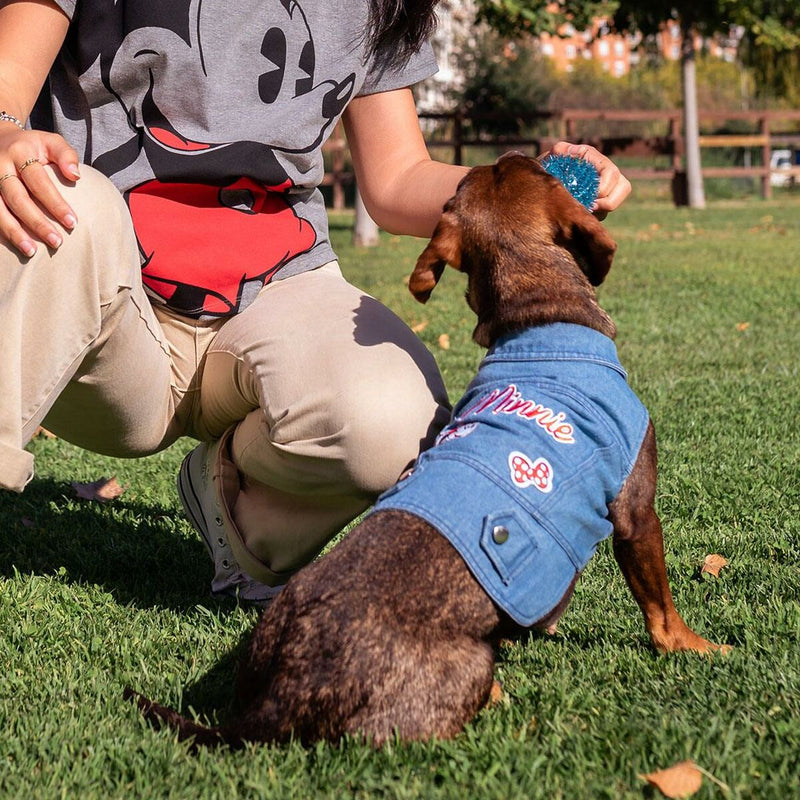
left=177, top=444, right=284, bottom=606
left=177, top=447, right=215, bottom=559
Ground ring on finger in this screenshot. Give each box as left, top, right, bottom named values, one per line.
left=0, top=172, right=17, bottom=189
left=18, top=157, right=40, bottom=172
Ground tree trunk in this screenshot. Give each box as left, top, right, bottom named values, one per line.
left=353, top=185, right=380, bottom=247
left=681, top=21, right=706, bottom=209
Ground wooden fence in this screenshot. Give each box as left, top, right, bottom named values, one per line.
left=322, top=108, right=800, bottom=206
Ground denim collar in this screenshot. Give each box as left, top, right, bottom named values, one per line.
left=484, top=323, right=627, bottom=380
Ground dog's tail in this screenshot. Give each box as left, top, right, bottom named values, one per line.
left=123, top=687, right=245, bottom=750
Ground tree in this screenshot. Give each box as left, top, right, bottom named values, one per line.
left=734, top=2, right=800, bottom=106
left=457, top=29, right=558, bottom=138
left=611, top=0, right=799, bottom=207
left=474, top=0, right=799, bottom=208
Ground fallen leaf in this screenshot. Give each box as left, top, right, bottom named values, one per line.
left=701, top=553, right=729, bottom=578
left=438, top=333, right=451, bottom=350
left=411, top=320, right=429, bottom=333
left=34, top=426, right=56, bottom=438
left=488, top=681, right=504, bottom=705
left=640, top=760, right=703, bottom=798
left=736, top=322, right=750, bottom=332
left=72, top=476, right=126, bottom=503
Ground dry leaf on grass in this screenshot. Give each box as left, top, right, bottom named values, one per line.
left=438, top=333, right=451, bottom=350
left=701, top=553, right=729, bottom=578
left=34, top=426, right=57, bottom=438
left=72, top=476, right=126, bottom=503
left=488, top=681, right=504, bottom=706
left=640, top=760, right=703, bottom=798
left=736, top=322, right=750, bottom=332
left=411, top=320, right=428, bottom=333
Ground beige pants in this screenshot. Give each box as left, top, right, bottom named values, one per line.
left=0, top=165, right=450, bottom=577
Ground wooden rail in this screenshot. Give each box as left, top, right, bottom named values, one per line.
left=322, top=109, right=800, bottom=206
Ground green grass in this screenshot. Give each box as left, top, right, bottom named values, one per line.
left=2, top=197, right=800, bottom=798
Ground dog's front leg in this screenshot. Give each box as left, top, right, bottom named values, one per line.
left=609, top=421, right=728, bottom=654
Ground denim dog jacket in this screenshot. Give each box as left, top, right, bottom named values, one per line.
left=371, top=323, right=650, bottom=626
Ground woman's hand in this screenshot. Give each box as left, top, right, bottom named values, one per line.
left=548, top=141, right=632, bottom=219
left=0, top=127, right=80, bottom=256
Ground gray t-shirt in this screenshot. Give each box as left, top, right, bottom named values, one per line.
left=36, top=1, right=438, bottom=317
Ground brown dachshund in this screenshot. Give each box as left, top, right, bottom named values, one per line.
left=125, top=154, right=726, bottom=748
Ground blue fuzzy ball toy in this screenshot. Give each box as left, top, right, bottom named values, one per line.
left=539, top=153, right=600, bottom=211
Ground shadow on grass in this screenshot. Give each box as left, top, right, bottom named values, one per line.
left=0, top=476, right=236, bottom=612
left=177, top=630, right=255, bottom=724
left=123, top=629, right=255, bottom=728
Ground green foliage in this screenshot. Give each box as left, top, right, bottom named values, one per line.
left=545, top=59, right=666, bottom=112
left=454, top=35, right=748, bottom=131
left=650, top=54, right=756, bottom=114
left=724, top=0, right=800, bottom=50
left=2, top=201, right=800, bottom=797
left=474, top=0, right=611, bottom=39
left=472, top=0, right=799, bottom=106
left=456, top=30, right=558, bottom=136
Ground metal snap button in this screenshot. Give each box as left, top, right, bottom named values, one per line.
left=492, top=525, right=509, bottom=544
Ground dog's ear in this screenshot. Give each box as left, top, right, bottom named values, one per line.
left=408, top=212, right=462, bottom=303
left=558, top=206, right=617, bottom=286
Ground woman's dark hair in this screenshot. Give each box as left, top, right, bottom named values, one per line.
left=365, top=0, right=439, bottom=66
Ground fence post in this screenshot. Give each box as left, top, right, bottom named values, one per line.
left=453, top=109, right=463, bottom=166
left=670, top=113, right=683, bottom=172
left=565, top=112, right=576, bottom=142
left=324, top=122, right=346, bottom=211
left=761, top=115, right=772, bottom=200
left=352, top=185, right=380, bottom=247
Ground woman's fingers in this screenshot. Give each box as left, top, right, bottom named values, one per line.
left=0, top=131, right=80, bottom=256
left=550, top=141, right=632, bottom=217
left=17, top=155, right=77, bottom=230
left=46, top=131, right=81, bottom=182
left=0, top=189, right=40, bottom=257
left=0, top=172, right=65, bottom=252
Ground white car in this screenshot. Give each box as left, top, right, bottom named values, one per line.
left=770, top=149, right=794, bottom=187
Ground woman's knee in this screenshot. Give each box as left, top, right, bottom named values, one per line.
left=331, top=372, right=451, bottom=495
left=44, top=164, right=141, bottom=299
left=51, top=163, right=129, bottom=219
left=232, top=365, right=450, bottom=500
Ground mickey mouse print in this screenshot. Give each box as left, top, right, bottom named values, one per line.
left=35, top=0, right=438, bottom=316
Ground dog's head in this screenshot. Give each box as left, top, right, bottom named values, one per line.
left=409, top=153, right=618, bottom=347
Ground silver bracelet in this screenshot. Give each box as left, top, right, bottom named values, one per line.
left=0, top=111, right=25, bottom=130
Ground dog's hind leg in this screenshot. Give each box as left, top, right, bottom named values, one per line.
left=609, top=421, right=728, bottom=654
left=348, top=635, right=497, bottom=745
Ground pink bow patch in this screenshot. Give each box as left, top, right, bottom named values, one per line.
left=508, top=451, right=554, bottom=493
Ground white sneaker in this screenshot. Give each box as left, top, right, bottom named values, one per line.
left=177, top=439, right=283, bottom=606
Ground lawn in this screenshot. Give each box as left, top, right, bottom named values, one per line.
left=2, top=195, right=799, bottom=799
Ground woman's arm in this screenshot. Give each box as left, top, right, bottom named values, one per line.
left=343, top=88, right=468, bottom=238
left=343, top=88, right=631, bottom=238
left=0, top=0, right=78, bottom=256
